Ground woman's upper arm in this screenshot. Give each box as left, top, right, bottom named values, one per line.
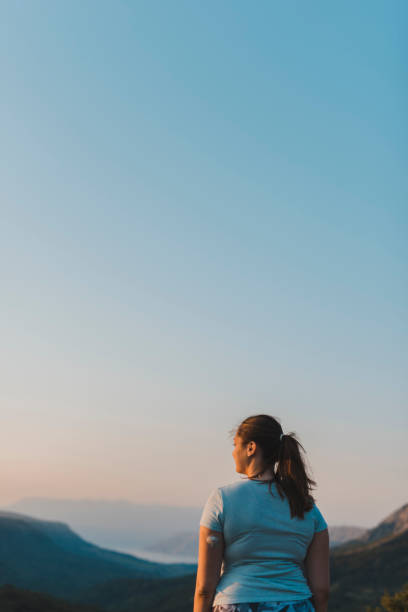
left=304, top=528, right=330, bottom=594
left=195, top=525, right=225, bottom=594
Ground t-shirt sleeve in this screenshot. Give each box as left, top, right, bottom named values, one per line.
left=313, top=504, right=328, bottom=532
left=199, top=487, right=224, bottom=532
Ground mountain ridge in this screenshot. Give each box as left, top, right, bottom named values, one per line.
left=331, top=502, right=408, bottom=554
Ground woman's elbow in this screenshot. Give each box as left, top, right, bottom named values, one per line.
left=195, top=586, right=216, bottom=599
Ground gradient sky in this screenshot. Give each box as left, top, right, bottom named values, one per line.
left=1, top=1, right=407, bottom=528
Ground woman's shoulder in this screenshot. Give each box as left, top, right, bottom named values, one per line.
left=217, top=477, right=262, bottom=496
left=306, top=501, right=328, bottom=532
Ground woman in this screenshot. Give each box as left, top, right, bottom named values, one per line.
left=193, top=414, right=330, bottom=612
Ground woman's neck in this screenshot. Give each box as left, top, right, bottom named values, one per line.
left=246, top=468, right=275, bottom=480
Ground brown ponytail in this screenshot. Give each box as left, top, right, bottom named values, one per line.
left=231, top=414, right=317, bottom=519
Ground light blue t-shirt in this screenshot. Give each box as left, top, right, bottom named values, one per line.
left=199, top=478, right=328, bottom=605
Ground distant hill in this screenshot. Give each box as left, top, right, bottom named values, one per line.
left=0, top=584, right=101, bottom=612
left=327, top=525, right=367, bottom=547
left=0, top=511, right=196, bottom=602
left=146, top=531, right=198, bottom=555
left=5, top=498, right=202, bottom=550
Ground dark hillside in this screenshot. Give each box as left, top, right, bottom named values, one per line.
left=0, top=584, right=101, bottom=612
left=329, top=529, right=408, bottom=611
left=79, top=574, right=196, bottom=612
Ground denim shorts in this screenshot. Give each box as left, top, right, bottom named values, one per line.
left=213, top=598, right=315, bottom=612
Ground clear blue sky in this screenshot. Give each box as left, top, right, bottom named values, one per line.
left=1, top=1, right=407, bottom=527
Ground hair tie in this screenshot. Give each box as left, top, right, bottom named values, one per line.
left=280, top=432, right=284, bottom=441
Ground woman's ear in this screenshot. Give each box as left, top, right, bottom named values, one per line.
left=247, top=441, right=256, bottom=456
